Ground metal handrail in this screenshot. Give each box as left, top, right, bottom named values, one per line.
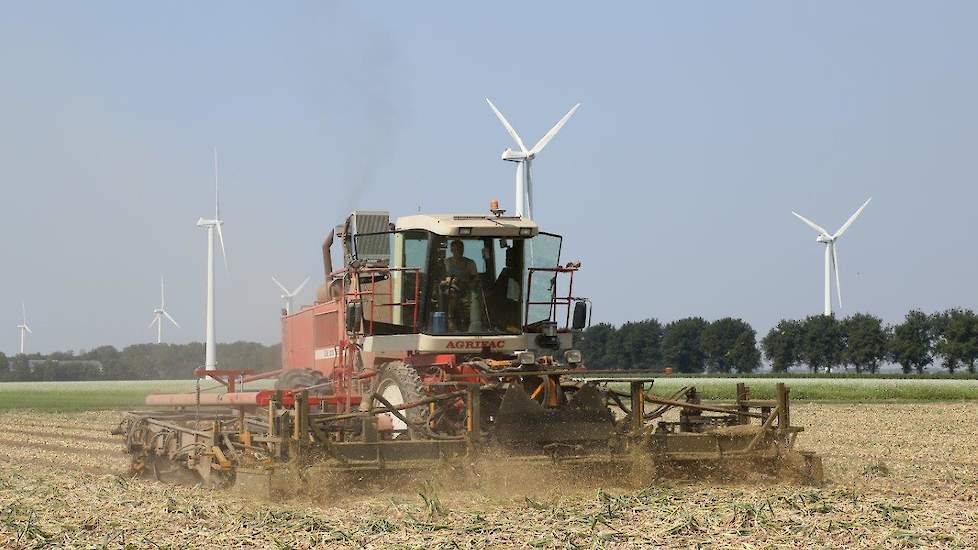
left=524, top=266, right=582, bottom=329
left=342, top=265, right=422, bottom=335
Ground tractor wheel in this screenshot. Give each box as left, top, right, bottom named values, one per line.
left=275, top=368, right=328, bottom=393
left=373, top=361, right=427, bottom=439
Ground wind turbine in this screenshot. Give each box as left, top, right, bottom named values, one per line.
left=149, top=277, right=180, bottom=344
left=272, top=276, right=310, bottom=315
left=792, top=198, right=872, bottom=316
left=196, top=148, right=228, bottom=370
left=16, top=302, right=31, bottom=355
left=485, top=98, right=580, bottom=219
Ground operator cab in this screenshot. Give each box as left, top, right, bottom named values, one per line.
left=349, top=212, right=562, bottom=337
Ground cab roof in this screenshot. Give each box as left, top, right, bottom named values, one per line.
left=394, top=214, right=539, bottom=237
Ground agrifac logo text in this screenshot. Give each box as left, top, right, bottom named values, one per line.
left=445, top=340, right=505, bottom=350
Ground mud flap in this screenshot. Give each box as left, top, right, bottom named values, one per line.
left=494, top=384, right=614, bottom=447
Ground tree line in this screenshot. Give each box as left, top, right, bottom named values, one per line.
left=2, top=308, right=975, bottom=381
left=579, top=317, right=761, bottom=373
left=0, top=342, right=281, bottom=382
left=579, top=309, right=978, bottom=374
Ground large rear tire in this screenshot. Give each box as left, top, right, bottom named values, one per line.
left=275, top=368, right=327, bottom=392
left=373, top=361, right=427, bottom=439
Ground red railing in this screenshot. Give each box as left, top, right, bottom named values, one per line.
left=524, top=267, right=582, bottom=329
left=344, top=266, right=422, bottom=336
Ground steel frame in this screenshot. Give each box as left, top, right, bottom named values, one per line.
left=115, top=380, right=823, bottom=493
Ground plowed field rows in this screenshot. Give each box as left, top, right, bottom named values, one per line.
left=1, top=404, right=977, bottom=548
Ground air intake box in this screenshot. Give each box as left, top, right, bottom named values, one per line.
left=350, top=210, right=391, bottom=264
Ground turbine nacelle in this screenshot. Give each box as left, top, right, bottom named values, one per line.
left=501, top=148, right=531, bottom=162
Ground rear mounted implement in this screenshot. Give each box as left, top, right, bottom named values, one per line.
left=115, top=375, right=822, bottom=495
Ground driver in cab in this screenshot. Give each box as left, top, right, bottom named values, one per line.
left=442, top=239, right=480, bottom=331
left=444, top=239, right=478, bottom=290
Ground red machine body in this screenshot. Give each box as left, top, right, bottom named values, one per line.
left=273, top=210, right=589, bottom=419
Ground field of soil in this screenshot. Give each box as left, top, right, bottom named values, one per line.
left=1, top=402, right=977, bottom=548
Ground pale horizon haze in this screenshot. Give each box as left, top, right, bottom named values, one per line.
left=2, top=2, right=977, bottom=354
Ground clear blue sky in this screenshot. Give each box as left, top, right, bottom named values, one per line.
left=2, top=2, right=977, bottom=354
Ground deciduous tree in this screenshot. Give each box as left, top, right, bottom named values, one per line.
left=729, top=330, right=761, bottom=373
left=662, top=317, right=708, bottom=373
left=761, top=320, right=803, bottom=372
left=578, top=323, right=617, bottom=370
left=799, top=315, right=844, bottom=373
left=616, top=319, right=663, bottom=370
left=932, top=309, right=978, bottom=374
left=889, top=310, right=936, bottom=374
left=701, top=318, right=757, bottom=373
left=841, top=313, right=888, bottom=374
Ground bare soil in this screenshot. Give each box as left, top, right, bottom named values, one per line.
left=1, top=403, right=976, bottom=548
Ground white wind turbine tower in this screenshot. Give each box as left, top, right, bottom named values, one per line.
left=149, top=277, right=180, bottom=344
left=196, top=148, right=228, bottom=370
left=16, top=302, right=32, bottom=355
left=485, top=98, right=580, bottom=219
left=792, top=198, right=872, bottom=316
left=272, top=276, right=310, bottom=315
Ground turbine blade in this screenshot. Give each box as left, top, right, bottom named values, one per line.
left=21, top=301, right=26, bottom=324
left=832, top=243, right=842, bottom=309
left=216, top=224, right=228, bottom=270
left=525, top=160, right=534, bottom=219
left=514, top=162, right=524, bottom=217
left=150, top=315, right=159, bottom=329
left=163, top=310, right=180, bottom=328
left=272, top=276, right=289, bottom=294
left=485, top=98, right=528, bottom=153
left=791, top=211, right=831, bottom=237
left=160, top=276, right=165, bottom=308
left=529, top=103, right=580, bottom=155
left=24, top=325, right=32, bottom=334
left=833, top=197, right=872, bottom=238
left=294, top=276, right=310, bottom=295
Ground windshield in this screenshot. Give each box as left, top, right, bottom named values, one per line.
left=426, top=236, right=525, bottom=335
left=353, top=230, right=563, bottom=336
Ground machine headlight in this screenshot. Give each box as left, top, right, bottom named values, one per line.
left=459, top=227, right=473, bottom=236
left=518, top=351, right=536, bottom=365
left=518, top=227, right=533, bottom=236
left=564, top=350, right=582, bottom=364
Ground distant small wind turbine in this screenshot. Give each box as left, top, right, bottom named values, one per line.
left=149, top=277, right=180, bottom=344
left=196, top=148, right=228, bottom=370
left=272, top=276, right=310, bottom=315
left=792, top=198, right=872, bottom=316
left=485, top=98, right=580, bottom=219
left=16, top=302, right=32, bottom=354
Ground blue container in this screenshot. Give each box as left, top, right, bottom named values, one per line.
left=431, top=312, right=447, bottom=334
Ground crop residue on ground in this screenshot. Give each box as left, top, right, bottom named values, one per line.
left=1, top=403, right=977, bottom=548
